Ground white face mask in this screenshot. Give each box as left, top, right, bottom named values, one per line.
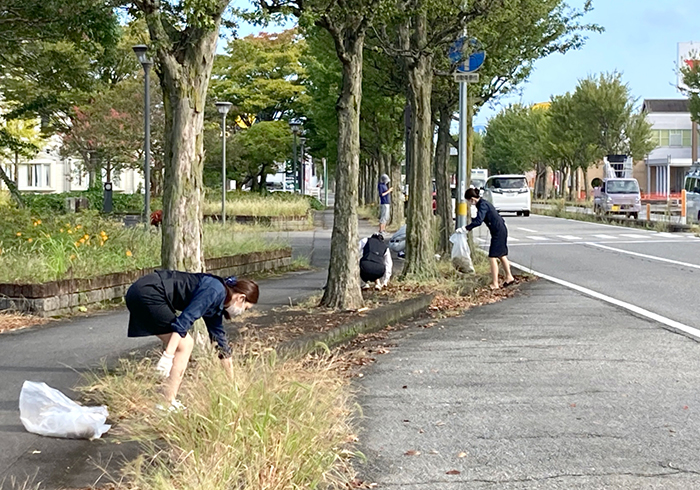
left=226, top=303, right=245, bottom=317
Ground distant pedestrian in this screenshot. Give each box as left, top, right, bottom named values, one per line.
left=125, top=271, right=259, bottom=410
left=359, top=233, right=392, bottom=290
left=456, top=188, right=515, bottom=290
left=378, top=174, right=393, bottom=233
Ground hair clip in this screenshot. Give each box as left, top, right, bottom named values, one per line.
left=224, top=276, right=238, bottom=287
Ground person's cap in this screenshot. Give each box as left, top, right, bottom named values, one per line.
left=380, top=174, right=390, bottom=183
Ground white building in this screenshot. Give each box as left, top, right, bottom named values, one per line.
left=0, top=134, right=143, bottom=194
left=642, top=99, right=697, bottom=196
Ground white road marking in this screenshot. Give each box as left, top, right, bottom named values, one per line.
left=527, top=236, right=550, bottom=241
left=585, top=243, right=700, bottom=270
left=517, top=227, right=539, bottom=233
left=593, top=234, right=618, bottom=240
left=557, top=235, right=582, bottom=240
left=510, top=262, right=700, bottom=340
left=508, top=239, right=700, bottom=247
left=619, top=233, right=650, bottom=239
left=508, top=237, right=520, bottom=242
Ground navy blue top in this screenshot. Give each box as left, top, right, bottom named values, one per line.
left=466, top=199, right=506, bottom=235
left=378, top=182, right=391, bottom=204
left=170, top=275, right=231, bottom=357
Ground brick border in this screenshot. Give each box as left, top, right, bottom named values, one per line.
left=0, top=248, right=291, bottom=316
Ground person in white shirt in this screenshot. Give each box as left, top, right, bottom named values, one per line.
left=359, top=233, right=392, bottom=290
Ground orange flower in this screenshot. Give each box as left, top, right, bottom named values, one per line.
left=69, top=254, right=76, bottom=260
left=27, top=238, right=33, bottom=243
left=83, top=234, right=89, bottom=240
left=67, top=230, right=73, bottom=234
left=76, top=224, right=82, bottom=230
left=126, top=250, right=133, bottom=257
left=59, top=228, right=64, bottom=233
left=16, top=232, right=22, bottom=237
left=74, top=241, right=80, bottom=247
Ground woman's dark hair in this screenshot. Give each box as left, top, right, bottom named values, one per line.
left=465, top=188, right=480, bottom=200
left=222, top=277, right=259, bottom=305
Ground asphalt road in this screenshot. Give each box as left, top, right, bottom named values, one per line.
left=476, top=214, right=700, bottom=332
left=357, top=215, right=700, bottom=488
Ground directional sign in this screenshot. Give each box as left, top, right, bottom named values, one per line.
left=453, top=73, right=479, bottom=83
left=449, top=37, right=485, bottom=73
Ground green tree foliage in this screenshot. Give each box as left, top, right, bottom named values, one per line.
left=682, top=61, right=700, bottom=123
left=484, top=104, right=545, bottom=175
left=569, top=73, right=653, bottom=159
left=210, top=29, right=310, bottom=123
left=232, top=121, right=293, bottom=191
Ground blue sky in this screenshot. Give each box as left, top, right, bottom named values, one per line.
left=474, top=0, right=699, bottom=126
left=231, top=0, right=699, bottom=128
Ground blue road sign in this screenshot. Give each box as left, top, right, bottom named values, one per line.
left=448, top=37, right=485, bottom=73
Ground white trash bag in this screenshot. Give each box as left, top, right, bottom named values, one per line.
left=449, top=232, right=475, bottom=273
left=19, top=381, right=111, bottom=440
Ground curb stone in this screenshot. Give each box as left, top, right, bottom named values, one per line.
left=276, top=294, right=434, bottom=358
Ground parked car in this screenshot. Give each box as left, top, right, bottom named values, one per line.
left=482, top=175, right=531, bottom=216
left=593, top=178, right=641, bottom=219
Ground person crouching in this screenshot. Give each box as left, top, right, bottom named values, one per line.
left=125, top=270, right=259, bottom=410
left=359, top=233, right=392, bottom=290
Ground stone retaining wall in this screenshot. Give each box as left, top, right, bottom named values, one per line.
left=0, top=248, right=291, bottom=317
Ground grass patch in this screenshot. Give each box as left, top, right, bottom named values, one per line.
left=0, top=208, right=286, bottom=283
left=202, top=191, right=323, bottom=217
left=80, top=348, right=357, bottom=489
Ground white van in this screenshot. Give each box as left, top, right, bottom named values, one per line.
left=684, top=165, right=700, bottom=224
left=482, top=174, right=531, bottom=216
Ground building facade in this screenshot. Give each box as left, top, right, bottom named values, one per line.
left=642, top=99, right=697, bottom=196
left=0, top=135, right=144, bottom=194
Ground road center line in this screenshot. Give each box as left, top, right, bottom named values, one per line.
left=585, top=242, right=700, bottom=270
left=510, top=262, right=700, bottom=340
left=517, top=227, right=539, bottom=233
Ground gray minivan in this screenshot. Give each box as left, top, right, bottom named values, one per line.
left=593, top=178, right=642, bottom=219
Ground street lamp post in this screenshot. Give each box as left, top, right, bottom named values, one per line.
left=289, top=121, right=302, bottom=193
left=132, top=45, right=153, bottom=224
left=299, top=137, right=306, bottom=195
left=216, top=102, right=233, bottom=224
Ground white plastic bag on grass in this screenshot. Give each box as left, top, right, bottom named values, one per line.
left=449, top=232, right=475, bottom=273
left=19, top=381, right=110, bottom=440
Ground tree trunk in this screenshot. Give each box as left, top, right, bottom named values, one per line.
left=390, top=153, right=404, bottom=227
left=359, top=161, right=366, bottom=206
left=0, top=165, right=23, bottom=206
left=403, top=12, right=436, bottom=278
left=369, top=158, right=378, bottom=204
left=88, top=152, right=100, bottom=190
left=321, top=31, right=364, bottom=309
left=583, top=166, right=589, bottom=200
left=434, top=104, right=452, bottom=258
left=156, top=31, right=218, bottom=273
left=14, top=151, right=19, bottom=185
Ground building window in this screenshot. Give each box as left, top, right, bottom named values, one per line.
left=683, top=130, right=692, bottom=147
left=44, top=164, right=50, bottom=187
left=649, top=130, right=660, bottom=147
left=669, top=130, right=683, bottom=147
left=659, top=130, right=670, bottom=147
left=26, top=164, right=50, bottom=188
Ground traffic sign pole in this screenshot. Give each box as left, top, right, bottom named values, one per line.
left=456, top=2, right=469, bottom=230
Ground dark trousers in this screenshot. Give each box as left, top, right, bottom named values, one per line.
left=360, top=260, right=385, bottom=282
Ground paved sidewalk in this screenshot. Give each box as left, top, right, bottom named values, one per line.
left=357, top=280, right=700, bottom=489
left=0, top=210, right=382, bottom=489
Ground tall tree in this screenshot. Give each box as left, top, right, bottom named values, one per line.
left=484, top=104, right=545, bottom=175
left=570, top=73, right=654, bottom=160
left=259, top=0, right=386, bottom=309
left=129, top=0, right=233, bottom=272
left=231, top=120, right=293, bottom=191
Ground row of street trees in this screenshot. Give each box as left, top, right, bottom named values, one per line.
left=484, top=73, right=655, bottom=199
left=0, top=0, right=601, bottom=310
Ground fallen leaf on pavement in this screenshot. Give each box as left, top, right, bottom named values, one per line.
left=458, top=452, right=467, bottom=458
left=404, top=450, right=421, bottom=456
left=446, top=469, right=461, bottom=475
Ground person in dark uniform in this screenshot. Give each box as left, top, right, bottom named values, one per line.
left=457, top=188, right=515, bottom=290
left=125, top=271, right=259, bottom=409
left=359, top=233, right=392, bottom=290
